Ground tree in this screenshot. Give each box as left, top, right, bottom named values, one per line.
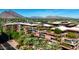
left=54, top=28, right=62, bottom=34
left=8, top=31, right=20, bottom=39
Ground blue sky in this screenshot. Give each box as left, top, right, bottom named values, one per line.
left=0, top=9, right=79, bottom=18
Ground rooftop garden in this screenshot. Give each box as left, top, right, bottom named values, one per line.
left=66, top=32, right=79, bottom=39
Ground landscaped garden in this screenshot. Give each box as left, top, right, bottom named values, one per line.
left=7, top=30, right=61, bottom=50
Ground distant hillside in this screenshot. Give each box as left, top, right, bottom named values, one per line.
left=25, top=16, right=79, bottom=23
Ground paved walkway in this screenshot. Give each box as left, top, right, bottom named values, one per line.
left=7, top=40, right=19, bottom=50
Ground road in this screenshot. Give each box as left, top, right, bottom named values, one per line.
left=0, top=42, right=16, bottom=50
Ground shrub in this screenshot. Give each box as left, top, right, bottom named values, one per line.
left=66, top=32, right=78, bottom=38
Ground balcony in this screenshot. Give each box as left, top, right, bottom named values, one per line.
left=61, top=38, right=79, bottom=50
left=61, top=42, right=74, bottom=50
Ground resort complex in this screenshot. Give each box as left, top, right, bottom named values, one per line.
left=0, top=10, right=79, bottom=50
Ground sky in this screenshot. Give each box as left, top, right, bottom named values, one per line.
left=0, top=9, right=79, bottom=18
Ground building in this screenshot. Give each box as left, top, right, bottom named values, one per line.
left=61, top=37, right=79, bottom=50
left=3, top=22, right=79, bottom=50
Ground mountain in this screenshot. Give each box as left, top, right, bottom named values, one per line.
left=29, top=16, right=76, bottom=19
left=45, top=16, right=75, bottom=19
left=29, top=16, right=44, bottom=19
left=0, top=10, right=24, bottom=18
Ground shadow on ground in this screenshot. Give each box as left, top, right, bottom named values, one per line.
left=0, top=32, right=16, bottom=50
left=0, top=32, right=9, bottom=43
